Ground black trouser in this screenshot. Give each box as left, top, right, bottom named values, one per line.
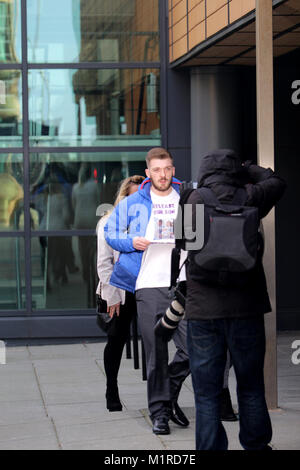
left=104, top=292, right=136, bottom=387
left=135, top=287, right=190, bottom=421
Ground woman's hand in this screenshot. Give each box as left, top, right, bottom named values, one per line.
left=108, top=302, right=121, bottom=318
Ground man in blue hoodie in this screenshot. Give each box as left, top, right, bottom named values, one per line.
left=104, top=148, right=190, bottom=435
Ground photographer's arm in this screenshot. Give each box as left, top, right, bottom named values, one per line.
left=245, top=164, right=286, bottom=218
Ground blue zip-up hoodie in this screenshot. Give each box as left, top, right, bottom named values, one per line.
left=104, top=177, right=182, bottom=293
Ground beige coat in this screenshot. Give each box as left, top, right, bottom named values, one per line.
left=96, top=216, right=126, bottom=307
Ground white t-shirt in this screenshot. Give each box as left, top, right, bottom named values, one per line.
left=135, top=188, right=187, bottom=290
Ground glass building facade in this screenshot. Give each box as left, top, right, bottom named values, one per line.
left=0, top=0, right=162, bottom=335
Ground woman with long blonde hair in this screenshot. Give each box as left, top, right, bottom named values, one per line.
left=96, top=175, right=145, bottom=411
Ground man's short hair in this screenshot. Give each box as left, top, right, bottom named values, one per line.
left=146, top=147, right=173, bottom=168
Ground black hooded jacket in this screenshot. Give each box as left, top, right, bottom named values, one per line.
left=185, top=149, right=286, bottom=321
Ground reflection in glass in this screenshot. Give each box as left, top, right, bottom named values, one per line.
left=27, top=0, right=159, bottom=63
left=28, top=68, right=161, bottom=147
left=0, top=153, right=25, bottom=230
left=0, top=0, right=21, bottom=63
left=30, top=152, right=146, bottom=231
left=0, top=70, right=22, bottom=146
left=72, top=163, right=101, bottom=230
left=0, top=237, right=25, bottom=309
left=0, top=1, right=22, bottom=146
left=32, top=235, right=97, bottom=310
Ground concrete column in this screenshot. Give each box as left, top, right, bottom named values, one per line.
left=190, top=67, right=241, bottom=179
left=256, top=0, right=278, bottom=409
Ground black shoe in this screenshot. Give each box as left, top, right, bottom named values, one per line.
left=106, top=386, right=122, bottom=412
left=220, top=388, right=238, bottom=422
left=170, top=401, right=190, bottom=427
left=152, top=416, right=170, bottom=435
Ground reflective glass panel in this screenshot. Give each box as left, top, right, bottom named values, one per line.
left=0, top=237, right=25, bottom=310
left=27, top=0, right=159, bottom=63
left=0, top=0, right=21, bottom=63
left=28, top=68, right=161, bottom=147
left=0, top=70, right=22, bottom=147
left=30, top=152, right=146, bottom=231
left=0, top=153, right=24, bottom=231
left=32, top=235, right=97, bottom=310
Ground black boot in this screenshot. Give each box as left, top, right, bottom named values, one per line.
left=220, top=388, right=238, bottom=422
left=106, top=383, right=122, bottom=412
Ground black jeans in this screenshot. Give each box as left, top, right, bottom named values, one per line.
left=187, top=316, right=272, bottom=450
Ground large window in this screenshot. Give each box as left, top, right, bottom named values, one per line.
left=0, top=237, right=25, bottom=310
left=0, top=0, right=22, bottom=147
left=0, top=153, right=24, bottom=230
left=0, top=0, right=21, bottom=63
left=27, top=0, right=159, bottom=63
left=28, top=68, right=160, bottom=147
left=30, top=152, right=146, bottom=230
left=0, top=70, right=22, bottom=147
left=0, top=0, right=161, bottom=323
left=29, top=151, right=146, bottom=310
left=31, top=235, right=96, bottom=310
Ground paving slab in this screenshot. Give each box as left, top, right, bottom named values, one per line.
left=158, top=426, right=195, bottom=443
left=46, top=403, right=141, bottom=425
left=121, top=396, right=149, bottom=411
left=114, top=383, right=147, bottom=396
left=164, top=439, right=197, bottom=450
left=0, top=437, right=60, bottom=450
left=5, top=346, right=31, bottom=363
left=0, top=362, right=35, bottom=377
left=82, top=341, right=104, bottom=358
left=28, top=344, right=88, bottom=360
left=33, top=358, right=104, bottom=385
left=269, top=409, right=300, bottom=450
left=39, top=380, right=105, bottom=405
left=62, top=434, right=166, bottom=451
left=0, top=419, right=57, bottom=445
left=55, top=415, right=154, bottom=447
left=0, top=374, right=41, bottom=403
left=0, top=400, right=47, bottom=426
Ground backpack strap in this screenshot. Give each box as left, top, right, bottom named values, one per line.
left=175, top=188, right=195, bottom=250
left=197, top=187, right=248, bottom=206
left=179, top=188, right=195, bottom=206
left=171, top=187, right=195, bottom=285
left=196, top=187, right=219, bottom=206
left=170, top=247, right=187, bottom=288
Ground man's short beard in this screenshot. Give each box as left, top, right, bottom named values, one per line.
left=150, top=177, right=172, bottom=192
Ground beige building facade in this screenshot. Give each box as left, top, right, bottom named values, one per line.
left=169, top=0, right=300, bottom=65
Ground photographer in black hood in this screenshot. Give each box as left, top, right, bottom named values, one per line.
left=184, top=149, right=286, bottom=450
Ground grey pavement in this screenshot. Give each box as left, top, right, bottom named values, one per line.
left=0, top=332, right=299, bottom=450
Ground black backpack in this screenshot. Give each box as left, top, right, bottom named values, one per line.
left=173, top=186, right=261, bottom=287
